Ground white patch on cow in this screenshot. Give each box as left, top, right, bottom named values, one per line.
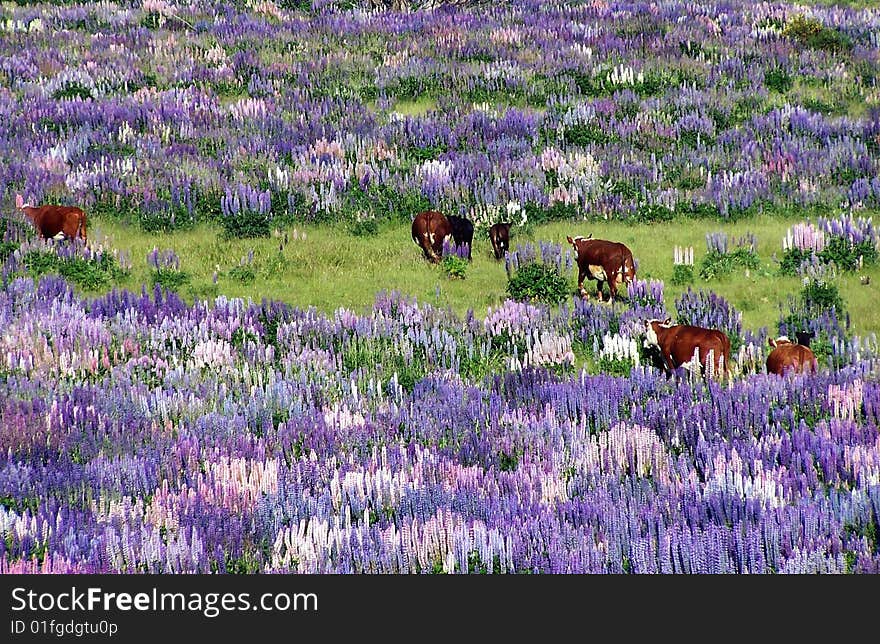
left=644, top=324, right=659, bottom=348
left=775, top=335, right=790, bottom=343
left=428, top=232, right=435, bottom=245
left=588, top=264, right=606, bottom=280
left=52, top=231, right=66, bottom=241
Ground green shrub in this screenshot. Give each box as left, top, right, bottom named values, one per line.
left=229, top=264, right=256, bottom=284
left=22, top=248, right=127, bottom=290
left=0, top=241, right=19, bottom=263
left=222, top=210, right=272, bottom=239
left=57, top=257, right=112, bottom=290
left=670, top=264, right=694, bottom=286
left=778, top=248, right=812, bottom=276
left=783, top=15, right=853, bottom=53
left=801, top=279, right=844, bottom=312
left=700, top=248, right=759, bottom=280
left=596, top=356, right=634, bottom=378
left=507, top=263, right=570, bottom=305
left=441, top=255, right=468, bottom=280
left=151, top=268, right=190, bottom=292
left=22, top=250, right=58, bottom=277
left=765, top=68, right=793, bottom=93
left=51, top=82, right=93, bottom=101
left=634, top=203, right=675, bottom=223
left=819, top=237, right=878, bottom=271
left=699, top=250, right=734, bottom=280
left=350, top=218, right=379, bottom=237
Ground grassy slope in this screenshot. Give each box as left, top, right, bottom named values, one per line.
left=92, top=212, right=880, bottom=337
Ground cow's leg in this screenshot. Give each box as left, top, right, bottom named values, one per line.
left=578, top=270, right=588, bottom=298
left=596, top=280, right=604, bottom=302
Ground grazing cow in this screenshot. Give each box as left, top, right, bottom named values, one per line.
left=766, top=336, right=818, bottom=376
left=411, top=210, right=451, bottom=263
left=446, top=214, right=474, bottom=259
left=16, top=194, right=87, bottom=242
left=643, top=318, right=731, bottom=378
left=489, top=222, right=511, bottom=260
left=566, top=234, right=636, bottom=302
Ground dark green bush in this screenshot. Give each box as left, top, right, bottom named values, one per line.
left=151, top=268, right=190, bottom=292
left=222, top=210, right=272, bottom=239
left=765, top=68, right=793, bottom=93
left=507, top=263, right=570, bottom=305
left=670, top=264, right=694, bottom=286
left=441, top=255, right=468, bottom=280
left=778, top=247, right=812, bottom=276
left=229, top=264, right=256, bottom=284
left=819, top=237, right=878, bottom=271
left=802, top=279, right=844, bottom=312
left=350, top=218, right=379, bottom=237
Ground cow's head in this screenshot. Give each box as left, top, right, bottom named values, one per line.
left=769, top=336, right=793, bottom=348
left=795, top=330, right=814, bottom=347
left=490, top=223, right=511, bottom=259
left=643, top=317, right=672, bottom=348
left=566, top=233, right=591, bottom=252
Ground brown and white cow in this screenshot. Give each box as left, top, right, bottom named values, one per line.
left=489, top=222, right=511, bottom=260
left=411, top=210, right=451, bottom=263
left=16, top=194, right=87, bottom=242
left=766, top=336, right=818, bottom=376
left=567, top=234, right=636, bottom=302
left=643, top=318, right=731, bottom=378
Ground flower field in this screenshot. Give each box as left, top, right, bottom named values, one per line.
left=1, top=1, right=880, bottom=574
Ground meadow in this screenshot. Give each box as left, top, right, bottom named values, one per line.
left=91, top=211, right=880, bottom=335
left=1, top=0, right=880, bottom=574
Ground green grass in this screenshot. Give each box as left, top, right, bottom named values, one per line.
left=91, top=212, right=880, bottom=336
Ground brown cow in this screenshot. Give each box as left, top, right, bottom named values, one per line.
left=16, top=194, right=87, bottom=242
left=643, top=318, right=731, bottom=378
left=411, top=210, right=451, bottom=263
left=489, top=222, right=511, bottom=260
left=766, top=336, right=818, bottom=376
left=567, top=234, right=636, bottom=302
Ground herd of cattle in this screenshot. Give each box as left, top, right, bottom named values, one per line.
left=3, top=196, right=817, bottom=378
left=412, top=208, right=819, bottom=379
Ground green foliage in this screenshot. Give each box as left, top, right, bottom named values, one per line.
left=0, top=241, right=20, bottom=263
left=441, top=255, right=469, bottom=280
left=778, top=247, right=812, bottom=276
left=57, top=257, right=113, bottom=290
left=229, top=264, right=256, bottom=284
left=818, top=237, right=877, bottom=271
left=801, top=279, right=844, bottom=311
left=634, top=203, right=675, bottom=223
left=699, top=250, right=733, bottom=280
left=350, top=217, right=379, bottom=237
left=22, top=248, right=127, bottom=291
left=764, top=68, right=793, bottom=93
left=670, top=264, right=694, bottom=286
left=51, top=82, right=93, bottom=101
left=596, top=356, right=634, bottom=378
left=507, top=263, right=570, bottom=305
left=222, top=210, right=272, bottom=239
left=151, top=267, right=190, bottom=292
left=563, top=123, right=612, bottom=146
left=22, top=250, right=58, bottom=276
left=699, top=248, right=759, bottom=281
left=783, top=15, right=853, bottom=53
left=498, top=451, right=519, bottom=472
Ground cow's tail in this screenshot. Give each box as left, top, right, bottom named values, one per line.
left=78, top=211, right=87, bottom=242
